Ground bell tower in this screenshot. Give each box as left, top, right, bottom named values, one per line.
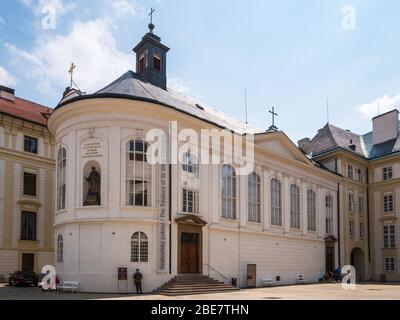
left=133, top=18, right=170, bottom=90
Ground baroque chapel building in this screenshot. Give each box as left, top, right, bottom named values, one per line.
left=4, top=23, right=397, bottom=293
left=47, top=24, right=341, bottom=293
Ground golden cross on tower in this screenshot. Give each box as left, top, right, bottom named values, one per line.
left=68, top=63, right=76, bottom=88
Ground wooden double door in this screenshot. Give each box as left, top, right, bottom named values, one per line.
left=180, top=232, right=200, bottom=274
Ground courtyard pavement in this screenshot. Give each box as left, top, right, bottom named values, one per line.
left=1, top=283, right=400, bottom=300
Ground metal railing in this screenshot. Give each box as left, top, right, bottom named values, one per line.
left=203, top=263, right=230, bottom=282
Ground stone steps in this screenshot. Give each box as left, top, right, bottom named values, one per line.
left=154, top=274, right=238, bottom=296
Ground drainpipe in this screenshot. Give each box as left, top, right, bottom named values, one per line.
left=366, top=168, right=371, bottom=263
left=337, top=182, right=341, bottom=267
left=169, top=163, right=172, bottom=275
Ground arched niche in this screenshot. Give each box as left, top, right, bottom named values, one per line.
left=83, top=160, right=101, bottom=206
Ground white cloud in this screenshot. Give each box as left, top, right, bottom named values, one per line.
left=0, top=66, right=17, bottom=87
left=359, top=94, right=400, bottom=119
left=111, top=0, right=143, bottom=17
left=168, top=78, right=190, bottom=95
left=6, top=18, right=133, bottom=95
left=19, top=0, right=75, bottom=17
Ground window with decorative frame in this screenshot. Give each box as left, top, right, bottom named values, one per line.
left=23, top=172, right=37, bottom=197
left=182, top=188, right=199, bottom=214
left=20, top=211, right=36, bottom=241
left=384, top=257, right=396, bottom=272
left=383, top=225, right=396, bottom=248
left=248, top=173, right=261, bottom=223
left=126, top=140, right=151, bottom=207
left=360, top=222, right=365, bottom=240
left=182, top=151, right=199, bottom=176
left=24, top=136, right=38, bottom=154
left=57, top=148, right=67, bottom=211
left=326, top=195, right=333, bottom=234
left=131, top=232, right=148, bottom=263
left=383, top=167, right=393, bottom=181
left=347, top=165, right=354, bottom=179
left=221, top=165, right=236, bottom=219
left=349, top=220, right=355, bottom=239
left=271, top=178, right=282, bottom=226
left=383, top=194, right=394, bottom=213
left=57, top=235, right=64, bottom=263
left=290, top=184, right=301, bottom=229
left=358, top=195, right=364, bottom=214
left=307, top=190, right=316, bottom=231
left=348, top=192, right=354, bottom=212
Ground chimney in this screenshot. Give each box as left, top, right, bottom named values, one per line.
left=298, top=138, right=312, bottom=154
left=372, top=109, right=399, bottom=145
left=0, top=85, right=15, bottom=102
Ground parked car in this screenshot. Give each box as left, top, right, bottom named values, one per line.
left=8, top=271, right=39, bottom=287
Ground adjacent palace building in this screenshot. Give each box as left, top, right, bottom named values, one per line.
left=0, top=23, right=399, bottom=292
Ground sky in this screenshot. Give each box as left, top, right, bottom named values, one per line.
left=1, top=0, right=400, bottom=143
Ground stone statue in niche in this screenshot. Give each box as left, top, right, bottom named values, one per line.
left=84, top=167, right=101, bottom=206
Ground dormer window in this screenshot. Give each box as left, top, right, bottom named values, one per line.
left=153, top=52, right=161, bottom=71
left=139, top=52, right=146, bottom=73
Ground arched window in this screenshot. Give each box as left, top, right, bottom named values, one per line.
left=131, top=232, right=148, bottom=263
left=126, top=140, right=151, bottom=207
left=326, top=195, right=333, bottom=234
left=57, top=235, right=63, bottom=263
left=221, top=165, right=236, bottom=219
left=248, top=173, right=261, bottom=223
left=307, top=190, right=316, bottom=231
left=57, top=148, right=67, bottom=211
left=290, top=184, right=301, bottom=229
left=271, top=178, right=282, bottom=226
left=182, top=151, right=199, bottom=176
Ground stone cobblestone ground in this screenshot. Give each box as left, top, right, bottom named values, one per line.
left=1, top=283, right=400, bottom=300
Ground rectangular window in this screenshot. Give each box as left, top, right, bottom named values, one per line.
left=383, top=225, right=396, bottom=248
left=383, top=167, right=393, bottom=181
left=383, top=194, right=394, bottom=213
left=349, top=221, right=355, bottom=239
left=359, top=195, right=364, bottom=213
left=139, top=52, right=146, bottom=72
left=326, top=196, right=333, bottom=234
left=23, top=172, right=37, bottom=196
left=153, top=52, right=161, bottom=71
left=182, top=188, right=199, bottom=214
left=20, top=211, right=36, bottom=241
left=24, top=136, right=38, bottom=154
left=127, top=180, right=150, bottom=207
left=360, top=222, right=365, bottom=240
left=348, top=165, right=354, bottom=179
left=348, top=193, right=354, bottom=212
left=384, top=257, right=396, bottom=272
left=357, top=169, right=362, bottom=182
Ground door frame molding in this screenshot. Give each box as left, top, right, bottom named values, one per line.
left=176, top=215, right=207, bottom=275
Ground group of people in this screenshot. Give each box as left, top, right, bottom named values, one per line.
left=321, top=267, right=343, bottom=282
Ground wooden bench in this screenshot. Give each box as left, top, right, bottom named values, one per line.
left=57, top=281, right=79, bottom=294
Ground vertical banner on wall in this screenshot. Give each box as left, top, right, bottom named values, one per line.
left=158, top=127, right=169, bottom=273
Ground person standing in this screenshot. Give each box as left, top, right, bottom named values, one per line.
left=134, top=269, right=143, bottom=294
